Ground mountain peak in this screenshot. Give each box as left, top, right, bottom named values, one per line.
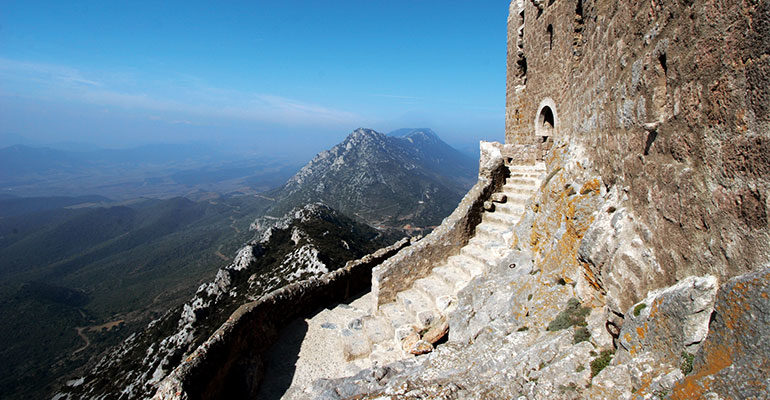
left=350, top=127, right=382, bottom=138
left=272, top=127, right=476, bottom=228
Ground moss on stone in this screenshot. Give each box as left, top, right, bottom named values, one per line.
left=590, top=349, right=614, bottom=377
left=681, top=351, right=695, bottom=375
left=633, top=302, right=647, bottom=317
left=547, top=298, right=590, bottom=331
left=573, top=326, right=591, bottom=344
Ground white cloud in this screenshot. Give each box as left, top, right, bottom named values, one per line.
left=0, top=58, right=361, bottom=128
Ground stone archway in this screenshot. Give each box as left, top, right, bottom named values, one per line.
left=534, top=98, right=559, bottom=143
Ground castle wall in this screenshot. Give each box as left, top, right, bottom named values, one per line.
left=506, top=0, right=769, bottom=306
left=152, top=238, right=410, bottom=400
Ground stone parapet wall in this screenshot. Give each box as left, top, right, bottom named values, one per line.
left=152, top=238, right=410, bottom=400
left=372, top=142, right=513, bottom=307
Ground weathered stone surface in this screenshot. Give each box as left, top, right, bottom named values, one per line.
left=343, top=332, right=371, bottom=361
left=508, top=0, right=770, bottom=312
left=421, top=318, right=448, bottom=344
left=400, top=331, right=420, bottom=353
left=670, top=266, right=770, bottom=400
left=615, top=275, right=718, bottom=365
left=408, top=340, right=433, bottom=355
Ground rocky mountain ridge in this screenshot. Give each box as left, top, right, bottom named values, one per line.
left=53, top=203, right=391, bottom=400
left=269, top=128, right=476, bottom=230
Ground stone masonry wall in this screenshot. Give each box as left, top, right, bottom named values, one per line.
left=153, top=238, right=410, bottom=400
left=506, top=0, right=770, bottom=311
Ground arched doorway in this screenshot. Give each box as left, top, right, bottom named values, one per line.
left=534, top=98, right=558, bottom=144
left=538, top=106, right=555, bottom=141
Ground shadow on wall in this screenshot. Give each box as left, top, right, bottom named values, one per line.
left=256, top=318, right=309, bottom=399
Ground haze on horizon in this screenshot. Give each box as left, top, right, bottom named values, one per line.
left=0, top=1, right=510, bottom=161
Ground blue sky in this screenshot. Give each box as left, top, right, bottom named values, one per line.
left=0, top=1, right=510, bottom=159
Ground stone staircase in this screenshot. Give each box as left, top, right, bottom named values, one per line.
left=342, top=162, right=547, bottom=365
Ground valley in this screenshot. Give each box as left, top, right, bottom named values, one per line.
left=0, top=127, right=475, bottom=400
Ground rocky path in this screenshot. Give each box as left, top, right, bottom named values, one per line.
left=73, top=327, right=91, bottom=355
left=272, top=162, right=546, bottom=399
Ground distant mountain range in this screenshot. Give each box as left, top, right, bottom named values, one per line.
left=268, top=128, right=476, bottom=229
left=0, top=143, right=301, bottom=200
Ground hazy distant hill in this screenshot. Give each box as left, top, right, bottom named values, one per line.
left=269, top=128, right=476, bottom=229
left=0, top=195, right=110, bottom=217
left=0, top=144, right=301, bottom=200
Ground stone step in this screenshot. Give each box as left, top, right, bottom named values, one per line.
left=501, top=191, right=534, bottom=204
left=483, top=208, right=524, bottom=226
left=494, top=201, right=527, bottom=216
left=413, top=275, right=452, bottom=303
left=378, top=302, right=413, bottom=330
left=505, top=177, right=540, bottom=187
left=505, top=162, right=544, bottom=170
left=475, top=221, right=513, bottom=240
left=495, top=193, right=529, bottom=207
left=396, top=288, right=438, bottom=325
left=460, top=245, right=501, bottom=268
left=502, top=184, right=539, bottom=195
left=467, top=234, right=506, bottom=249
left=433, top=263, right=472, bottom=290
left=361, top=314, right=394, bottom=345
left=508, top=171, right=544, bottom=179
left=448, top=253, right=487, bottom=277
left=342, top=330, right=372, bottom=361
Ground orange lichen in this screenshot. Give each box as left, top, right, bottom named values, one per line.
left=580, top=179, right=601, bottom=195
left=636, top=323, right=647, bottom=340
left=670, top=345, right=733, bottom=399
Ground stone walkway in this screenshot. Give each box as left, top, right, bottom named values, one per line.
left=261, top=162, right=546, bottom=399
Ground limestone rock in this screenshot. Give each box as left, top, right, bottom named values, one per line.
left=670, top=266, right=770, bottom=400
left=400, top=331, right=420, bottom=353
left=343, top=332, right=371, bottom=361
left=421, top=318, right=449, bottom=344
left=479, top=141, right=504, bottom=179
left=491, top=193, right=507, bottom=203
left=615, top=275, right=718, bottom=365
left=408, top=340, right=433, bottom=355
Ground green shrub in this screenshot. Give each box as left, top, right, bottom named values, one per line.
left=633, top=303, right=647, bottom=317
left=573, top=326, right=591, bottom=344
left=590, top=349, right=614, bottom=377
left=547, top=298, right=591, bottom=331
left=681, top=351, right=695, bottom=375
